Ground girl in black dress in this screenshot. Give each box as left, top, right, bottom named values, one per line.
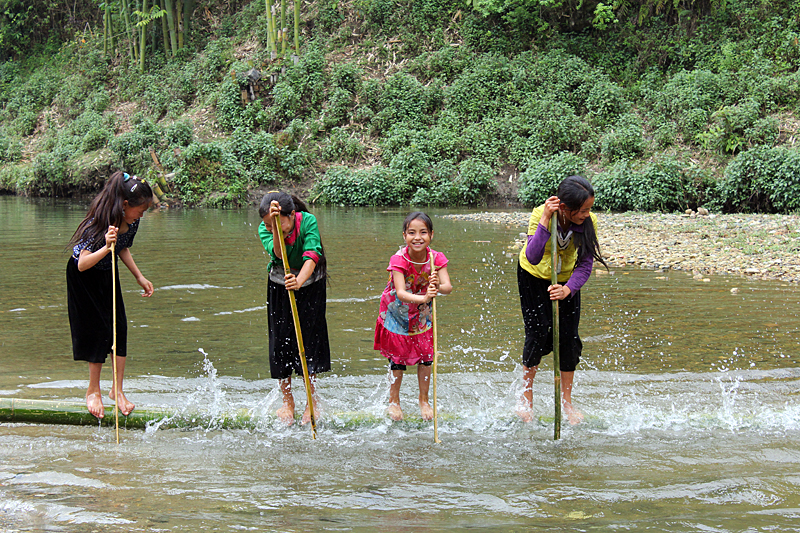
left=67, top=171, right=154, bottom=418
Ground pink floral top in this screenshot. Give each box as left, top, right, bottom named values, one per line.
left=377, top=247, right=449, bottom=336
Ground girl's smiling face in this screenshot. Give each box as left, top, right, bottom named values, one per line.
left=262, top=212, right=295, bottom=236
left=562, top=196, right=594, bottom=226
left=123, top=201, right=150, bottom=225
left=403, top=218, right=433, bottom=256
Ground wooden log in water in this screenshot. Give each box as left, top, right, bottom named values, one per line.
left=0, top=398, right=460, bottom=430
left=0, top=398, right=251, bottom=430
left=0, top=398, right=175, bottom=429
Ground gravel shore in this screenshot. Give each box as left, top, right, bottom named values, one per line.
left=443, top=211, right=800, bottom=283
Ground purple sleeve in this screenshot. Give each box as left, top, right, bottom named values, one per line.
left=565, top=254, right=594, bottom=294
left=525, top=223, right=551, bottom=265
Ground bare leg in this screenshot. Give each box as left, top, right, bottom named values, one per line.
left=387, top=369, right=404, bottom=421
left=561, top=371, right=583, bottom=425
left=300, top=374, right=319, bottom=425
left=515, top=365, right=537, bottom=423
left=86, top=362, right=104, bottom=419
left=276, top=377, right=295, bottom=425
left=108, top=356, right=135, bottom=416
left=417, top=364, right=433, bottom=421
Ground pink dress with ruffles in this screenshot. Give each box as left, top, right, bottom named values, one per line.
left=373, top=247, right=449, bottom=366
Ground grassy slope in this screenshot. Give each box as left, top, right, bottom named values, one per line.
left=0, top=0, right=799, bottom=209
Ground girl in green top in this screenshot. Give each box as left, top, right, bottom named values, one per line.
left=258, top=191, right=330, bottom=425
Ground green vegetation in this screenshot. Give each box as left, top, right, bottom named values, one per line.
left=1, top=0, right=799, bottom=210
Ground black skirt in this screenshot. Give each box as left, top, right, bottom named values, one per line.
left=517, top=263, right=582, bottom=372
left=267, top=277, right=331, bottom=380
left=66, top=258, right=127, bottom=364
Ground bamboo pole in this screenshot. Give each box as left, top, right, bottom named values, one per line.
left=111, top=242, right=120, bottom=444
left=273, top=214, right=317, bottom=439
left=293, top=0, right=300, bottom=56
left=430, top=251, right=441, bottom=444
left=550, top=216, right=561, bottom=440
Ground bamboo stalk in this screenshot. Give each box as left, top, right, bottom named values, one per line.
left=293, top=0, right=300, bottom=56
left=430, top=251, right=441, bottom=444
left=274, top=214, right=317, bottom=439
left=550, top=216, right=561, bottom=440
left=111, top=242, right=120, bottom=444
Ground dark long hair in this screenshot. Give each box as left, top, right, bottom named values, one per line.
left=558, top=175, right=608, bottom=269
left=402, top=211, right=433, bottom=233
left=259, top=191, right=327, bottom=279
left=69, top=171, right=153, bottom=248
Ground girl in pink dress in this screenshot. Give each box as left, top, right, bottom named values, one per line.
left=374, top=212, right=452, bottom=421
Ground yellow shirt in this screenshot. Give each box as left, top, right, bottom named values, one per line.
left=518, top=204, right=598, bottom=283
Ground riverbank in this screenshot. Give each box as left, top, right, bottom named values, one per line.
left=443, top=211, right=800, bottom=283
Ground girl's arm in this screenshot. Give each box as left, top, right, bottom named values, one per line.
left=118, top=247, right=154, bottom=297
left=431, top=266, right=452, bottom=295
left=392, top=270, right=433, bottom=305
left=77, top=226, right=117, bottom=272
left=284, top=259, right=316, bottom=291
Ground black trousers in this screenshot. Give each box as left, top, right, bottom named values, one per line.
left=517, top=263, right=582, bottom=372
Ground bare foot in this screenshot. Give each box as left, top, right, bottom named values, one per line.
left=301, top=401, right=319, bottom=425
left=515, top=395, right=534, bottom=423
left=563, top=401, right=584, bottom=425
left=86, top=392, right=104, bottom=419
left=387, top=402, right=403, bottom=421
left=515, top=406, right=534, bottom=423
left=109, top=389, right=135, bottom=416
left=419, top=400, right=433, bottom=421
left=276, top=401, right=295, bottom=425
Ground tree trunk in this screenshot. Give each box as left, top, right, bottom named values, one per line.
left=164, top=0, right=178, bottom=57
left=122, top=0, right=138, bottom=62
left=280, top=0, right=287, bottom=56
left=160, top=0, right=170, bottom=57
left=140, top=0, right=149, bottom=73
left=294, top=0, right=300, bottom=56
left=266, top=0, right=276, bottom=55
left=183, top=0, right=193, bottom=44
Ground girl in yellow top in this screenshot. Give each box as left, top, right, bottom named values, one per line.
left=516, top=175, right=607, bottom=425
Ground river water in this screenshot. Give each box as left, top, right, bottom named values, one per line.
left=1, top=196, right=800, bottom=532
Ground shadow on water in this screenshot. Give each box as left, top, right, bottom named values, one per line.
left=2, top=197, right=800, bottom=532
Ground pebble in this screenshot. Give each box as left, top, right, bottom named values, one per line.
left=442, top=211, right=800, bottom=283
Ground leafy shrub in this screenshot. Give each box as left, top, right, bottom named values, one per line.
left=374, top=72, right=428, bottom=132
left=585, top=80, right=630, bottom=127
left=162, top=120, right=194, bottom=148
left=109, top=119, right=161, bottom=173
left=0, top=132, right=21, bottom=163
left=718, top=146, right=800, bottom=213
left=518, top=152, right=587, bottom=207
left=321, top=127, right=365, bottom=162
left=173, top=141, right=247, bottom=206
left=0, top=164, right=34, bottom=192
left=313, top=165, right=400, bottom=206
left=600, top=114, right=646, bottom=161
left=82, top=126, right=112, bottom=152
left=593, top=157, right=707, bottom=212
